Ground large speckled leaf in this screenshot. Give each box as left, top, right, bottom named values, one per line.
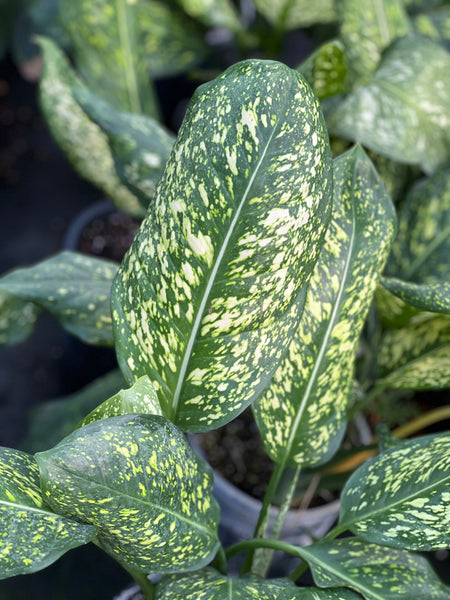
left=0, top=447, right=95, bottom=579
left=0, top=251, right=116, bottom=346
left=383, top=166, right=450, bottom=314
left=112, top=60, right=333, bottom=432
left=156, top=568, right=293, bottom=599
left=413, top=9, right=450, bottom=51
left=74, top=85, right=175, bottom=210
left=59, top=0, right=158, bottom=118
left=337, top=0, right=410, bottom=81
left=327, top=35, right=450, bottom=173
left=339, top=432, right=450, bottom=550
left=279, top=588, right=362, bottom=599
left=176, top=0, right=242, bottom=32
left=36, top=415, right=219, bottom=573
left=377, top=313, right=450, bottom=389
left=22, top=370, right=125, bottom=454
left=252, top=0, right=336, bottom=29
left=298, top=537, right=450, bottom=600
left=38, top=38, right=143, bottom=217
left=298, top=40, right=347, bottom=101
left=253, top=146, right=396, bottom=468
left=79, top=375, right=161, bottom=427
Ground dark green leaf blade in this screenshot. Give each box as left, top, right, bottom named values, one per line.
left=254, top=146, right=396, bottom=467
left=327, top=35, right=450, bottom=173
left=279, top=588, right=363, bottom=599
left=339, top=432, right=450, bottom=550
left=156, top=567, right=293, bottom=599
left=36, top=415, right=220, bottom=573
left=0, top=447, right=95, bottom=579
left=298, top=537, right=450, bottom=600
left=0, top=251, right=117, bottom=346
left=112, top=60, right=333, bottom=432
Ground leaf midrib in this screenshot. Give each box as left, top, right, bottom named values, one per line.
left=170, top=125, right=278, bottom=418
left=115, top=0, right=142, bottom=114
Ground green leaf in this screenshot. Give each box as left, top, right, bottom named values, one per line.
left=297, top=40, right=348, bottom=101
left=36, top=415, right=220, bottom=573
left=156, top=568, right=293, bottom=599
left=413, top=9, right=450, bottom=51
left=298, top=537, right=450, bottom=600
left=327, top=35, right=450, bottom=173
left=141, top=1, right=209, bottom=78
left=252, top=0, right=337, bottom=29
left=0, top=251, right=117, bottom=346
left=377, top=313, right=450, bottom=389
left=337, top=0, right=411, bottom=81
left=339, top=431, right=450, bottom=550
left=79, top=375, right=162, bottom=427
left=0, top=447, right=95, bottom=579
left=279, top=588, right=362, bottom=599
left=73, top=84, right=175, bottom=210
left=38, top=37, right=144, bottom=217
left=383, top=166, right=450, bottom=314
left=58, top=0, right=158, bottom=118
left=176, top=0, right=243, bottom=32
left=22, top=370, right=125, bottom=454
left=254, top=146, right=396, bottom=468
left=112, top=60, right=333, bottom=432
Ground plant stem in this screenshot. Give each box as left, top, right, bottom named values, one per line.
left=393, top=405, right=450, bottom=438
left=251, top=465, right=301, bottom=577
left=347, top=381, right=389, bottom=419
left=212, top=544, right=228, bottom=575
left=227, top=537, right=303, bottom=562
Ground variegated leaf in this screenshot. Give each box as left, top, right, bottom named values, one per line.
left=298, top=537, right=450, bottom=600
left=253, top=146, right=396, bottom=468
left=279, top=588, right=362, bottom=599
left=79, top=375, right=162, bottom=427
left=36, top=415, right=219, bottom=573
left=0, top=447, right=95, bottom=579
left=252, top=0, right=336, bottom=29
left=337, top=0, right=411, bottom=81
left=112, top=60, right=333, bottom=432
left=377, top=313, right=450, bottom=389
left=38, top=37, right=144, bottom=217
left=74, top=85, right=175, bottom=209
left=339, top=432, right=450, bottom=550
left=327, top=35, right=450, bottom=173
left=297, top=40, right=347, bottom=101
left=176, top=0, right=242, bottom=32
left=413, top=9, right=450, bottom=51
left=374, top=284, right=420, bottom=329
left=156, top=567, right=293, bottom=599
left=59, top=0, right=158, bottom=118
left=0, top=251, right=117, bottom=346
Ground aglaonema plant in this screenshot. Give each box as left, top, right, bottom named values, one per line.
left=1, top=60, right=450, bottom=600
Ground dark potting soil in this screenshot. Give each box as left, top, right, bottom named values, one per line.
left=77, top=210, right=140, bottom=262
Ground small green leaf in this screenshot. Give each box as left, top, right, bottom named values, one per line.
left=298, top=537, right=450, bottom=600
left=339, top=431, right=450, bottom=550
left=252, top=0, right=336, bottom=29
left=327, top=35, right=450, bottom=173
left=338, top=0, right=410, bottom=81
left=298, top=40, right=348, bottom=101
left=38, top=37, right=144, bottom=216
left=254, top=146, right=396, bottom=468
left=176, top=0, right=243, bottom=32
left=74, top=84, right=175, bottom=210
left=59, top=0, right=158, bottom=117
left=413, top=9, right=450, bottom=51
left=79, top=375, right=162, bottom=427
left=112, top=60, right=333, bottom=432
left=36, top=415, right=220, bottom=573
left=377, top=314, right=450, bottom=389
left=0, top=447, right=95, bottom=579
left=0, top=251, right=117, bottom=346
left=156, top=567, right=293, bottom=599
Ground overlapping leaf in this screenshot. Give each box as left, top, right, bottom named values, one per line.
left=0, top=447, right=95, bottom=579
left=79, top=375, right=162, bottom=427
left=36, top=415, right=220, bottom=573
left=252, top=0, right=336, bottom=29
left=112, top=60, right=333, bottom=432
left=337, top=0, right=410, bottom=81
left=298, top=40, right=347, bottom=101
left=0, top=251, right=117, bottom=346
left=176, top=0, right=242, bottom=32
left=413, top=9, right=450, bottom=50
left=59, top=0, right=158, bottom=117
left=253, top=146, right=396, bottom=468
left=156, top=567, right=293, bottom=599
left=38, top=37, right=144, bottom=216
left=74, top=85, right=175, bottom=209
left=339, top=431, right=450, bottom=550
left=377, top=313, right=450, bottom=389
left=327, top=35, right=450, bottom=173
left=279, top=588, right=363, bottom=599
left=298, top=537, right=450, bottom=600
